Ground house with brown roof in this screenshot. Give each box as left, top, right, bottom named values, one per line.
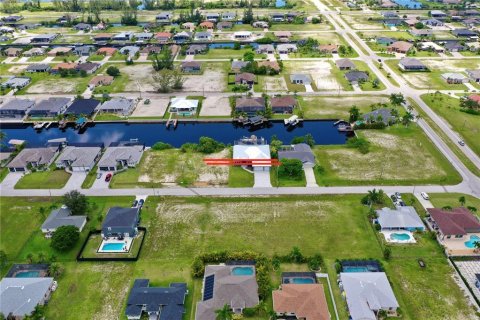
left=235, top=72, right=256, bottom=88
left=47, top=47, right=72, bottom=56
left=155, top=32, right=172, bottom=43
left=427, top=207, right=480, bottom=255
left=51, top=62, right=78, bottom=73
left=235, top=97, right=265, bottom=114
left=271, top=96, right=296, bottom=113
left=4, top=47, right=22, bottom=57
left=97, top=47, right=117, bottom=56
left=336, top=58, right=356, bottom=70
left=89, top=75, right=114, bottom=89
left=181, top=61, right=202, bottom=73
left=273, top=284, right=330, bottom=320
left=274, top=31, right=292, bottom=41
left=387, top=41, right=413, bottom=53
left=199, top=21, right=215, bottom=30
left=93, top=33, right=112, bottom=42
left=257, top=60, right=280, bottom=72
left=317, top=44, right=338, bottom=54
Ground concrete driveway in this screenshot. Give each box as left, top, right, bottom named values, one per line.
left=1, top=172, right=24, bottom=190
left=91, top=172, right=112, bottom=189
left=304, top=167, right=318, bottom=187
left=62, top=172, right=87, bottom=190
left=414, top=192, right=434, bottom=210
left=305, top=84, right=314, bottom=92
left=254, top=171, right=272, bottom=188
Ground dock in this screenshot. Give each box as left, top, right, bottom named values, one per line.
left=234, top=116, right=268, bottom=126
left=166, top=113, right=173, bottom=128
left=284, top=115, right=303, bottom=127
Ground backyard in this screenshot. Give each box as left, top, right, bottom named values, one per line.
left=0, top=195, right=476, bottom=320
left=313, top=126, right=462, bottom=186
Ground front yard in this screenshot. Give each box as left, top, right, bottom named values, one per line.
left=14, top=169, right=71, bottom=189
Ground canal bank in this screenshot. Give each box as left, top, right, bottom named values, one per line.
left=0, top=120, right=352, bottom=147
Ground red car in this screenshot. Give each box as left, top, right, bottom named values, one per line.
left=105, top=173, right=112, bottom=182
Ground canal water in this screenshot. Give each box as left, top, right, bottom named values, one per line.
left=0, top=121, right=350, bottom=147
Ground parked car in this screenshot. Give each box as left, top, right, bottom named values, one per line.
left=132, top=200, right=138, bottom=207
left=421, top=192, right=429, bottom=200
left=138, top=199, right=145, bottom=207
left=96, top=172, right=102, bottom=179
left=395, top=192, right=402, bottom=199
left=391, top=195, right=397, bottom=203
left=399, top=201, right=406, bottom=207
left=458, top=140, right=465, bottom=146
left=105, top=173, right=112, bottom=182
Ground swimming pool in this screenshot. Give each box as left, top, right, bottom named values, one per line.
left=231, top=267, right=254, bottom=276
left=101, top=243, right=125, bottom=251
left=390, top=233, right=411, bottom=241
left=464, top=235, right=480, bottom=248
left=15, top=271, right=41, bottom=278
left=291, top=277, right=315, bottom=284
left=343, top=266, right=369, bottom=273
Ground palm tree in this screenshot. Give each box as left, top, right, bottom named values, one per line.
left=459, top=196, right=466, bottom=207
left=26, top=253, right=33, bottom=264
left=215, top=304, right=233, bottom=320
left=37, top=252, right=46, bottom=263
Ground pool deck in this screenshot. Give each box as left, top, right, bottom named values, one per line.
left=442, top=234, right=480, bottom=256
left=381, top=230, right=417, bottom=244
left=98, top=237, right=134, bottom=253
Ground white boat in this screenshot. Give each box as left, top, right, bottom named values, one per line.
left=284, top=115, right=300, bottom=126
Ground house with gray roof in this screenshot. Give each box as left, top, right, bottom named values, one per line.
left=0, top=98, right=35, bottom=119
left=336, top=58, right=356, bottom=70
left=441, top=72, right=469, bottom=84
left=102, top=207, right=140, bottom=238
left=134, top=32, right=153, bottom=41
left=277, top=43, right=297, bottom=54
left=339, top=272, right=399, bottom=320
left=345, top=71, right=369, bottom=83
left=290, top=74, right=312, bottom=85
left=256, top=44, right=275, bottom=54
left=377, top=206, right=424, bottom=231
left=120, top=46, right=140, bottom=58
left=56, top=146, right=102, bottom=171
left=231, top=60, right=249, bottom=72
left=1, top=76, right=31, bottom=90
left=278, top=143, right=315, bottom=168
left=7, top=147, right=58, bottom=172
left=195, top=264, right=259, bottom=320
left=194, top=31, right=213, bottom=41
left=29, top=97, right=71, bottom=117
left=97, top=98, right=136, bottom=116
left=74, top=45, right=96, bottom=56
left=41, top=205, right=87, bottom=234
left=31, top=33, right=57, bottom=43
left=74, top=23, right=91, bottom=31
left=362, top=108, right=396, bottom=125
left=186, top=44, right=207, bottom=55
left=26, top=63, right=51, bottom=73
left=0, top=277, right=54, bottom=319
left=98, top=145, right=144, bottom=172
left=235, top=97, right=265, bottom=115
left=126, top=279, right=188, bottom=320
left=467, top=69, right=480, bottom=82
left=398, top=57, right=427, bottom=71
left=22, top=47, right=45, bottom=57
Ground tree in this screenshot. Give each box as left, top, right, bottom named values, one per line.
left=402, top=111, right=414, bottom=127
left=389, top=93, right=406, bottom=106
left=106, top=66, right=120, bottom=77
left=63, top=190, right=88, bottom=215
left=361, top=188, right=385, bottom=207
left=0, top=251, right=7, bottom=270
left=215, top=304, right=233, bottom=320
left=288, top=246, right=305, bottom=263
left=242, top=4, right=254, bottom=24
left=152, top=46, right=174, bottom=71
left=51, top=225, right=80, bottom=251
left=48, top=262, right=63, bottom=278
left=349, top=106, right=360, bottom=122
left=243, top=51, right=255, bottom=62
left=153, top=69, right=174, bottom=93
left=383, top=247, right=391, bottom=260
left=459, top=196, right=466, bottom=206
left=460, top=97, right=479, bottom=111
left=26, top=253, right=33, bottom=264
left=278, top=158, right=303, bottom=179
left=37, top=252, right=46, bottom=263
left=171, top=69, right=185, bottom=89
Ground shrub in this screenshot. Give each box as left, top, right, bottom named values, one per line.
left=375, top=223, right=381, bottom=231
left=334, top=260, right=342, bottom=273
left=243, top=307, right=256, bottom=317
left=288, top=246, right=306, bottom=263
left=346, top=137, right=370, bottom=154
left=50, top=225, right=80, bottom=251
left=106, top=66, right=120, bottom=77
left=196, top=137, right=225, bottom=154
left=383, top=247, right=391, bottom=260
left=151, top=142, right=173, bottom=151
left=307, top=254, right=323, bottom=271
left=315, top=165, right=325, bottom=175
left=278, top=158, right=303, bottom=179
left=180, top=143, right=198, bottom=153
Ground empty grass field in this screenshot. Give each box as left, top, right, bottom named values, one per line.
left=313, top=126, right=462, bottom=186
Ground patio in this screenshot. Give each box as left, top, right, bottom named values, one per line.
left=97, top=237, right=134, bottom=253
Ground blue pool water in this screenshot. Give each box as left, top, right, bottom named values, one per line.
left=15, top=271, right=40, bottom=278
left=291, top=277, right=315, bottom=284
left=232, top=267, right=254, bottom=276
left=391, top=233, right=411, bottom=241
left=392, top=0, right=422, bottom=8
left=464, top=235, right=480, bottom=248
left=343, top=266, right=369, bottom=273
left=101, top=243, right=125, bottom=251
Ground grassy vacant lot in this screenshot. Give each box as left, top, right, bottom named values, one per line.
left=421, top=93, right=480, bottom=157
left=15, top=169, right=71, bottom=189
left=194, top=48, right=265, bottom=60
left=314, top=126, right=461, bottom=186
left=0, top=195, right=475, bottom=320
left=429, top=193, right=480, bottom=213
left=16, top=72, right=91, bottom=95
left=299, top=95, right=389, bottom=119
left=385, top=59, right=480, bottom=90
left=111, top=149, right=229, bottom=188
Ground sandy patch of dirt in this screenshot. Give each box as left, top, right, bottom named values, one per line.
left=26, top=78, right=78, bottom=94
left=130, top=98, right=169, bottom=117
left=8, top=65, right=27, bottom=73
left=182, top=69, right=226, bottom=92
left=401, top=72, right=432, bottom=89
left=288, top=61, right=340, bottom=90
left=342, top=14, right=383, bottom=30
left=200, top=96, right=231, bottom=116
left=425, top=59, right=480, bottom=72
left=263, top=76, right=288, bottom=91
left=120, top=64, right=156, bottom=92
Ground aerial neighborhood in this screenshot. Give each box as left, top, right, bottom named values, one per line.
left=0, top=0, right=480, bottom=319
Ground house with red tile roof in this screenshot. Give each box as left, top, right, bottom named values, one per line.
left=428, top=207, right=480, bottom=240
left=273, top=284, right=330, bottom=320
left=97, top=47, right=117, bottom=56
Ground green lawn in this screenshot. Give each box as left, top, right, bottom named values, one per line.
left=87, top=54, right=106, bottom=62
left=228, top=166, right=254, bottom=187
left=421, top=93, right=480, bottom=157
left=14, top=169, right=71, bottom=189
left=81, top=166, right=98, bottom=189
left=270, top=167, right=307, bottom=187
left=194, top=48, right=266, bottom=60
left=314, top=126, right=462, bottom=186
left=0, top=167, right=9, bottom=183
left=79, top=230, right=145, bottom=259
left=428, top=193, right=480, bottom=213
left=0, top=195, right=475, bottom=319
